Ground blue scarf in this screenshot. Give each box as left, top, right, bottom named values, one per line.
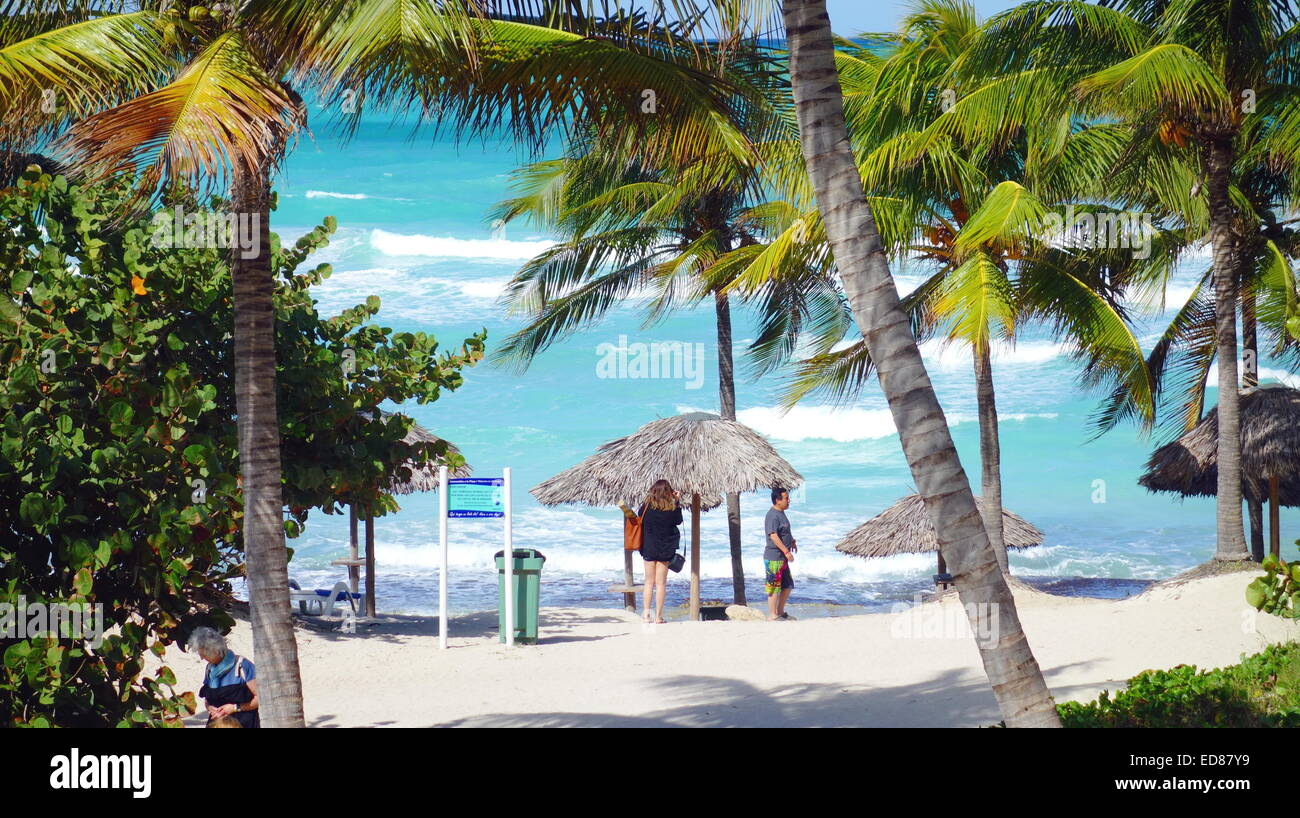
left=207, top=651, right=236, bottom=687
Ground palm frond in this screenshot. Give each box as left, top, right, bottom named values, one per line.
left=54, top=29, right=303, bottom=196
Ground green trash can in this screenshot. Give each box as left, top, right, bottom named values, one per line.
left=494, top=548, right=546, bottom=644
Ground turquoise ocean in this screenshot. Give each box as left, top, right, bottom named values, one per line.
left=256, top=106, right=1300, bottom=617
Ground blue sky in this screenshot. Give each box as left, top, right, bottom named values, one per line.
left=825, top=0, right=1020, bottom=35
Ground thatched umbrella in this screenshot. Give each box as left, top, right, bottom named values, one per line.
left=1139, top=384, right=1300, bottom=559
left=532, top=412, right=803, bottom=619
left=339, top=411, right=470, bottom=617
left=375, top=410, right=472, bottom=493
left=836, top=493, right=1043, bottom=583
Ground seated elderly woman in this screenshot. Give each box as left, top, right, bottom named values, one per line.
left=190, top=626, right=259, bottom=728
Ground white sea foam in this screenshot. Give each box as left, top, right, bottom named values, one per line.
left=307, top=190, right=371, bottom=200
left=1261, top=368, right=1300, bottom=387
left=734, top=405, right=900, bottom=442
left=295, top=504, right=946, bottom=586
left=919, top=338, right=1069, bottom=370
left=1126, top=280, right=1205, bottom=315
left=804, top=337, right=1068, bottom=368
left=1205, top=363, right=1300, bottom=388
left=673, top=403, right=1059, bottom=443
left=370, top=228, right=554, bottom=260
left=892, top=274, right=927, bottom=297
left=449, top=277, right=511, bottom=299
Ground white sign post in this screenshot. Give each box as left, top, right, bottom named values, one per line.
left=502, top=467, right=514, bottom=648
left=438, top=465, right=449, bottom=650
left=438, top=470, right=516, bottom=650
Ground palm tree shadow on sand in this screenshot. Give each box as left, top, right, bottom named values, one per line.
left=389, top=660, right=1108, bottom=728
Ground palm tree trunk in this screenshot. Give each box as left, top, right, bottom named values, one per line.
left=1206, top=139, right=1249, bottom=561
left=714, top=289, right=746, bottom=605
left=232, top=161, right=306, bottom=728
left=973, top=343, right=1007, bottom=574
left=782, top=0, right=1059, bottom=727
left=1241, top=286, right=1264, bottom=562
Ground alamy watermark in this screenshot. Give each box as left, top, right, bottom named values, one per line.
left=1039, top=205, right=1155, bottom=260
left=50, top=749, right=151, bottom=799
left=889, top=593, right=1000, bottom=648
left=595, top=334, right=706, bottom=390
left=149, top=206, right=260, bottom=260
left=1, top=597, right=106, bottom=648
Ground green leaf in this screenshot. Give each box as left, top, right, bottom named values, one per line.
left=19, top=493, right=51, bottom=526
left=4, top=642, right=32, bottom=670
left=10, top=269, right=34, bottom=294
left=0, top=298, right=23, bottom=324
left=1246, top=579, right=1268, bottom=609
left=73, top=568, right=93, bottom=596
left=107, top=401, right=134, bottom=425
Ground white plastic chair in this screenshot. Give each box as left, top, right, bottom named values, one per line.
left=288, top=578, right=360, bottom=618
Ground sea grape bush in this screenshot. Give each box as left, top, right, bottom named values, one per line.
left=0, top=169, right=483, bottom=726
left=1245, top=551, right=1300, bottom=620
left=1057, top=642, right=1300, bottom=728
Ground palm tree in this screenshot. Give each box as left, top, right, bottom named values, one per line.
left=0, top=0, right=171, bottom=182
left=961, top=0, right=1300, bottom=562
left=726, top=3, right=1154, bottom=576
left=491, top=95, right=810, bottom=606
left=4, top=0, right=762, bottom=725
left=1088, top=148, right=1300, bottom=560
left=780, top=0, right=1060, bottom=726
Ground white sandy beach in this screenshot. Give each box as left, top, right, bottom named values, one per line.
left=157, top=572, right=1300, bottom=727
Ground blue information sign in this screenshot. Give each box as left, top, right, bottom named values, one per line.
left=448, top=477, right=505, bottom=518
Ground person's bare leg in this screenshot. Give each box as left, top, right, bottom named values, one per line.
left=642, top=560, right=654, bottom=622
left=655, top=562, right=668, bottom=622
left=767, top=590, right=779, bottom=620
left=778, top=587, right=792, bottom=617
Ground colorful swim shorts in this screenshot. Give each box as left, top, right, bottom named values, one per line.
left=764, top=559, right=794, bottom=596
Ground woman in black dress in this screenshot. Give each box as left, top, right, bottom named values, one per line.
left=638, top=479, right=682, bottom=623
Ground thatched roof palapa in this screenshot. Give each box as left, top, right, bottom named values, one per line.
left=1139, top=385, right=1300, bottom=506
left=338, top=411, right=469, bottom=619
left=361, top=410, right=470, bottom=495
left=836, top=493, right=1043, bottom=558
left=531, top=411, right=803, bottom=508
left=534, top=411, right=803, bottom=620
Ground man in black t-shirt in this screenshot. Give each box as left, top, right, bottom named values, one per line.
left=763, top=487, right=797, bottom=621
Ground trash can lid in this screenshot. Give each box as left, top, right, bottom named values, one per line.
left=495, top=548, right=546, bottom=562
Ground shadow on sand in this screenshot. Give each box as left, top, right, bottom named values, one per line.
left=396, top=658, right=1106, bottom=728
left=296, top=608, right=633, bottom=647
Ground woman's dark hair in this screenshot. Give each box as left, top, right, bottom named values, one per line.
left=646, top=479, right=677, bottom=511
left=771, top=486, right=788, bottom=504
